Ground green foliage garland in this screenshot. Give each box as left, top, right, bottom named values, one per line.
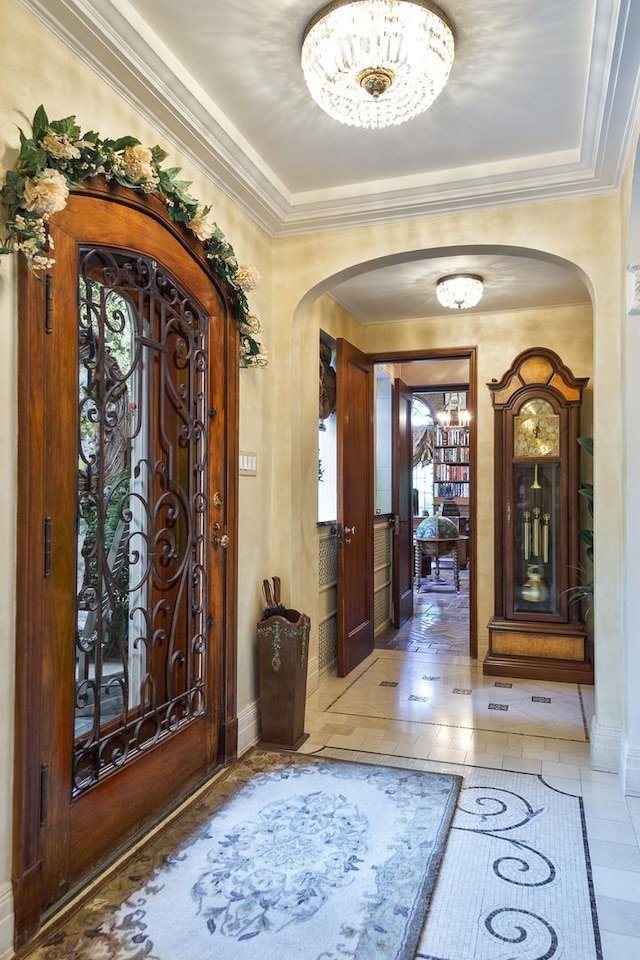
left=0, top=105, right=267, bottom=367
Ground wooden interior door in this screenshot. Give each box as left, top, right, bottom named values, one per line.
left=336, top=339, right=374, bottom=676
left=393, top=378, right=414, bottom=627
left=13, top=184, right=238, bottom=945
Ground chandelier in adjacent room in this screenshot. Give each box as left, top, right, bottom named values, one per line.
left=436, top=274, right=484, bottom=310
left=301, top=0, right=455, bottom=129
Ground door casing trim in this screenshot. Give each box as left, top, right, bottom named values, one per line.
left=368, top=346, right=478, bottom=659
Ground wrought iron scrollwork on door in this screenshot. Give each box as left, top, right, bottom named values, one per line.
left=73, top=247, right=210, bottom=795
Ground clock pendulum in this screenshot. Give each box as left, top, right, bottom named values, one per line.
left=542, top=513, right=550, bottom=563
left=520, top=464, right=550, bottom=603
left=532, top=507, right=541, bottom=558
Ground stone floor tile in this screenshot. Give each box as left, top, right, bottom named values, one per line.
left=589, top=839, right=640, bottom=872
left=542, top=759, right=581, bottom=780
left=585, top=817, right=640, bottom=845
left=358, top=736, right=400, bottom=754
left=583, top=797, right=635, bottom=825
left=599, top=929, right=640, bottom=959
left=427, top=745, right=468, bottom=764
left=324, top=732, right=367, bottom=749
left=594, top=894, right=640, bottom=936
left=463, top=750, right=503, bottom=769
left=541, top=774, right=581, bottom=795
left=521, top=746, right=560, bottom=761
left=593, top=865, right=640, bottom=902
left=503, top=756, right=543, bottom=775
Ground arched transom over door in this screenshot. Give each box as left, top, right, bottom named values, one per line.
left=13, top=184, right=239, bottom=946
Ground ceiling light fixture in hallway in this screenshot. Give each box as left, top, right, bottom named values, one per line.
left=436, top=274, right=484, bottom=310
left=301, top=0, right=455, bottom=128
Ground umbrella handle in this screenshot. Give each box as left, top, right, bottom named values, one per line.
left=272, top=576, right=281, bottom=605
left=262, top=579, right=274, bottom=607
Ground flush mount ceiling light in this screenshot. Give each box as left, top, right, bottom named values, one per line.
left=436, top=274, right=484, bottom=310
left=301, top=0, right=455, bottom=129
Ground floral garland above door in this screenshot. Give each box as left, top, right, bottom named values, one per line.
left=0, top=105, right=267, bottom=367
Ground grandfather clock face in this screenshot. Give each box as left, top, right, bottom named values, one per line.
left=513, top=397, right=560, bottom=459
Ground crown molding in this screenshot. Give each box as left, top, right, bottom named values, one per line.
left=18, top=0, right=293, bottom=233
left=18, top=0, right=640, bottom=237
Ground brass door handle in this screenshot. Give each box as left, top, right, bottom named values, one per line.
left=213, top=534, right=229, bottom=549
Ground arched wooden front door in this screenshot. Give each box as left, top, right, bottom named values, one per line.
left=13, top=183, right=238, bottom=945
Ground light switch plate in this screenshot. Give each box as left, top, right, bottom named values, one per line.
left=239, top=451, right=257, bottom=476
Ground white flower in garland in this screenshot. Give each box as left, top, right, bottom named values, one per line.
left=188, top=205, right=215, bottom=242
left=23, top=168, right=69, bottom=218
left=39, top=132, right=81, bottom=161
left=11, top=214, right=55, bottom=270
left=239, top=313, right=263, bottom=336
left=115, top=144, right=158, bottom=188
left=0, top=105, right=268, bottom=369
left=233, top=264, right=261, bottom=294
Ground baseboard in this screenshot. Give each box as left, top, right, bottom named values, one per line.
left=307, top=655, right=320, bottom=694
left=317, top=657, right=336, bottom=686
left=237, top=700, right=260, bottom=757
left=590, top=718, right=621, bottom=774
left=0, top=881, right=14, bottom=960
left=620, top=736, right=640, bottom=796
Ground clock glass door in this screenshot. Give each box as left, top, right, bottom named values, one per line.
left=511, top=461, right=560, bottom=616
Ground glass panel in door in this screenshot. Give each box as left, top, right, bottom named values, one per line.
left=74, top=248, right=209, bottom=795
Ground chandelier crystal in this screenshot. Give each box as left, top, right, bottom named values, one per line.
left=301, top=0, right=455, bottom=129
left=436, top=274, right=484, bottom=310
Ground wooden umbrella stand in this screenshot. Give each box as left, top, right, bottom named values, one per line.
left=257, top=578, right=310, bottom=749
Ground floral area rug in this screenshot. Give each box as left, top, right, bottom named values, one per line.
left=30, top=751, right=461, bottom=960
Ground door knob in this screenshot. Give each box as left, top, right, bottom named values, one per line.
left=213, top=534, right=230, bottom=549
left=344, top=525, right=356, bottom=535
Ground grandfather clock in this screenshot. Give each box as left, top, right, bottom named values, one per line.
left=485, top=347, right=593, bottom=683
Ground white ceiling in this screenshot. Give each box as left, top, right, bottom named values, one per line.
left=22, top=0, right=640, bottom=322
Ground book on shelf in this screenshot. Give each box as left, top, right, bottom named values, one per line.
left=435, top=425, right=469, bottom=447
left=435, top=481, right=470, bottom=498
left=434, top=464, right=470, bottom=482
left=435, top=447, right=470, bottom=464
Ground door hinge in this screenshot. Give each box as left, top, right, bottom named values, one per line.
left=44, top=516, right=52, bottom=578
left=45, top=273, right=53, bottom=334
left=39, top=764, right=48, bottom=826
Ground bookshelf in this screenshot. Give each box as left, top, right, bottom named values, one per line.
left=434, top=424, right=470, bottom=501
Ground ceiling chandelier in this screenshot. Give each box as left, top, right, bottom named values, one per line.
left=301, top=0, right=455, bottom=129
left=436, top=274, right=484, bottom=310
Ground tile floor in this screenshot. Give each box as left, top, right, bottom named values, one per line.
left=299, top=571, right=640, bottom=958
